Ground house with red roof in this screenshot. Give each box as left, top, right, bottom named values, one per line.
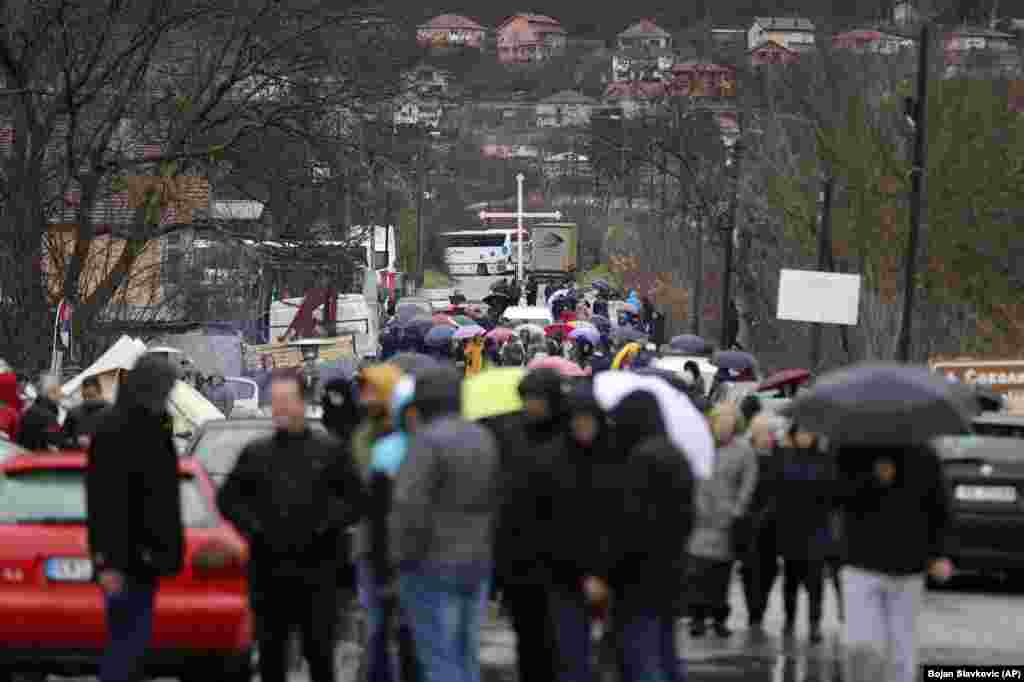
left=416, top=14, right=487, bottom=50
left=617, top=19, right=672, bottom=50
left=749, top=40, right=800, bottom=66
left=611, top=20, right=675, bottom=83
left=943, top=27, right=1019, bottom=77
left=669, top=62, right=736, bottom=98
left=496, top=13, right=567, bottom=63
left=832, top=29, right=915, bottom=55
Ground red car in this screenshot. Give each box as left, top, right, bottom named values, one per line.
left=0, top=452, right=253, bottom=682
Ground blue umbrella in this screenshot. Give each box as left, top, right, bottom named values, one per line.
left=591, top=279, right=612, bottom=292
left=670, top=334, right=712, bottom=355
left=568, top=326, right=600, bottom=344
left=615, top=326, right=647, bottom=343
left=711, top=350, right=757, bottom=371
left=402, top=316, right=435, bottom=337
left=425, top=325, right=456, bottom=348
left=788, top=363, right=977, bottom=445
left=591, top=315, right=612, bottom=332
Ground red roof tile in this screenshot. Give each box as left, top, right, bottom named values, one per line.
left=420, top=14, right=485, bottom=31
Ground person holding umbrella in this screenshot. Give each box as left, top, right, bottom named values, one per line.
left=787, top=364, right=961, bottom=682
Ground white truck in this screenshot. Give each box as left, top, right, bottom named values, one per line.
left=530, top=223, right=578, bottom=277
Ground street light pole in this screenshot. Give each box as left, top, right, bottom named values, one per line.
left=720, top=132, right=743, bottom=350
left=809, top=176, right=834, bottom=372
left=897, top=22, right=930, bottom=362
left=415, top=135, right=425, bottom=291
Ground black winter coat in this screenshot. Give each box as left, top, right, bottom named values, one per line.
left=482, top=413, right=551, bottom=586
left=604, top=435, right=695, bottom=615
left=774, top=447, right=836, bottom=561
left=86, top=405, right=184, bottom=581
left=17, top=398, right=63, bottom=451
left=217, top=428, right=365, bottom=585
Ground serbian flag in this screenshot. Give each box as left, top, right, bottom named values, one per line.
left=58, top=301, right=73, bottom=349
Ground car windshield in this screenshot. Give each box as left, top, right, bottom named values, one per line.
left=0, top=469, right=215, bottom=527
left=192, top=423, right=326, bottom=477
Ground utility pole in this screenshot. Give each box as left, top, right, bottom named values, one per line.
left=414, top=134, right=425, bottom=291
left=691, top=215, right=704, bottom=336
left=809, top=176, right=834, bottom=372
left=897, top=22, right=930, bottom=362
left=720, top=120, right=744, bottom=349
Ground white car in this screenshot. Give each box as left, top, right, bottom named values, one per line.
left=501, top=306, right=554, bottom=327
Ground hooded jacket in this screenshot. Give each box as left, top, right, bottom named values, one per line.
left=0, top=372, right=21, bottom=441
left=321, top=376, right=362, bottom=445
left=605, top=391, right=695, bottom=613
left=86, top=355, right=184, bottom=580
left=391, top=368, right=500, bottom=568
left=518, top=368, right=569, bottom=445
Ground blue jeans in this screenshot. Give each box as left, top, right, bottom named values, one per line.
left=549, top=588, right=593, bottom=682
left=617, top=607, right=686, bottom=682
left=99, top=575, right=156, bottom=682
left=398, top=563, right=490, bottom=682
left=357, top=560, right=395, bottom=682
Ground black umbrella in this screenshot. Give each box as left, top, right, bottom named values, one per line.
left=788, top=363, right=978, bottom=445
left=389, top=353, right=441, bottom=375
left=483, top=293, right=511, bottom=308
left=670, top=334, right=712, bottom=355
left=711, top=350, right=757, bottom=371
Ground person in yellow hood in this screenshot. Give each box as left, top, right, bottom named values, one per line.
left=464, top=336, right=485, bottom=377
left=352, top=364, right=403, bottom=473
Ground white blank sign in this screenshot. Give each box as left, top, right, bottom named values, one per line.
left=776, top=269, right=861, bottom=325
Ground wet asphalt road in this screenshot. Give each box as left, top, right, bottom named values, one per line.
left=323, top=570, right=1024, bottom=682
left=48, top=570, right=1024, bottom=681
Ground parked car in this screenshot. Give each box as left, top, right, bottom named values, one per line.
left=223, top=377, right=260, bottom=416
left=932, top=435, right=1024, bottom=575
left=183, top=418, right=326, bottom=487
left=972, top=413, right=1024, bottom=439
left=501, top=305, right=554, bottom=328
left=0, top=452, right=251, bottom=682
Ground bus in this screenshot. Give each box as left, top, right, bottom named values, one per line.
left=441, top=229, right=532, bottom=277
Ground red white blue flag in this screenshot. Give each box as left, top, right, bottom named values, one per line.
left=58, top=301, right=73, bottom=349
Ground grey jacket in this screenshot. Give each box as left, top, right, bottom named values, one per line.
left=391, top=415, right=500, bottom=567
left=687, top=438, right=758, bottom=561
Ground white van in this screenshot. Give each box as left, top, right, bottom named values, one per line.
left=270, top=294, right=379, bottom=358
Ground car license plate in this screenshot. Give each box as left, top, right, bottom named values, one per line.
left=954, top=485, right=1018, bottom=503
left=44, top=557, right=93, bottom=582
left=451, top=264, right=476, bottom=274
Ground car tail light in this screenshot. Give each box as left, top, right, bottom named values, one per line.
left=191, top=539, right=246, bottom=579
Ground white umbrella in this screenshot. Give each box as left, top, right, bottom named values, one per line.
left=593, top=372, right=714, bottom=479
left=547, top=288, right=571, bottom=304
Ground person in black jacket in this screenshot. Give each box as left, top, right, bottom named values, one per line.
left=834, top=443, right=952, bottom=682
left=518, top=368, right=569, bottom=446
left=605, top=391, right=695, bottom=682
left=218, top=370, right=365, bottom=682
left=775, top=422, right=834, bottom=643
left=64, top=376, right=109, bottom=449
left=86, top=354, right=183, bottom=682
left=535, top=381, right=611, bottom=682
left=18, top=373, right=64, bottom=451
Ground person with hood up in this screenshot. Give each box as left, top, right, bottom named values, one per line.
left=519, top=368, right=569, bottom=446
left=479, top=371, right=563, bottom=682
left=360, top=376, right=420, bottom=682
left=774, top=421, right=835, bottom=643
left=833, top=442, right=952, bottom=682
left=18, top=373, right=65, bottom=451
left=217, top=370, right=365, bottom=682
left=739, top=413, right=786, bottom=633
left=86, top=354, right=184, bottom=682
left=352, top=365, right=403, bottom=474
left=683, top=361, right=707, bottom=399
left=687, top=403, right=758, bottom=638
left=604, top=390, right=695, bottom=682
left=391, top=368, right=501, bottom=682
left=0, top=370, right=22, bottom=441
left=463, top=336, right=485, bottom=376
left=534, top=381, right=611, bottom=682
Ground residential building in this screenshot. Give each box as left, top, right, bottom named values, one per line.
left=832, top=29, right=915, bottom=54
left=496, top=13, right=567, bottom=63
left=392, top=96, right=443, bottom=128
left=612, top=47, right=677, bottom=82
left=542, top=151, right=591, bottom=179
left=603, top=80, right=669, bottom=118
left=401, top=64, right=452, bottom=98
left=893, top=1, right=920, bottom=28
left=416, top=14, right=487, bottom=50
left=617, top=19, right=672, bottom=50
left=712, top=27, right=748, bottom=49
left=748, top=17, right=816, bottom=52
left=749, top=40, right=800, bottom=66
left=536, top=90, right=597, bottom=127
left=669, top=61, right=736, bottom=98
left=943, top=27, right=1020, bottom=76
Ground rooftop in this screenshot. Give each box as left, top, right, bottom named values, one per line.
left=753, top=17, right=816, bottom=32
left=618, top=19, right=671, bottom=39
left=419, top=14, right=486, bottom=31
left=498, top=13, right=565, bottom=32
left=541, top=89, right=598, bottom=104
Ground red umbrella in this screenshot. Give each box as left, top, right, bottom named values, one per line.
left=758, top=368, right=811, bottom=392
left=485, top=327, right=515, bottom=342
left=545, top=323, right=573, bottom=338
left=528, top=355, right=587, bottom=377
left=432, top=314, right=458, bottom=327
